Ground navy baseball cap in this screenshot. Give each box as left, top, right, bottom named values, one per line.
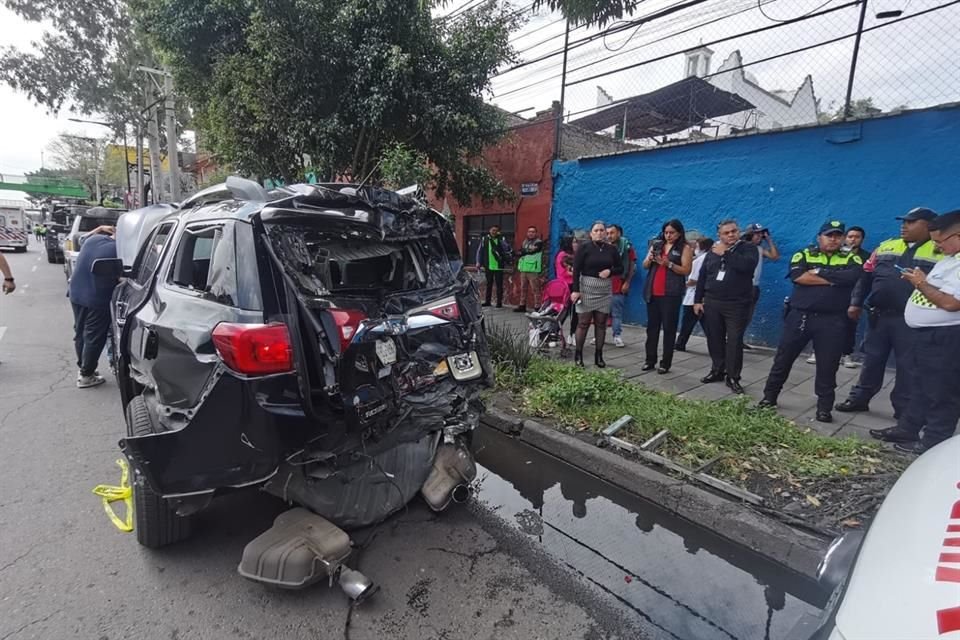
left=818, top=220, right=846, bottom=235
left=896, top=207, right=937, bottom=222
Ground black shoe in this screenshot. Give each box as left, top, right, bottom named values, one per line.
left=496, top=303, right=503, bottom=309
left=894, top=441, right=929, bottom=455
left=816, top=411, right=833, bottom=423
left=701, top=371, right=725, bottom=384
left=868, top=427, right=919, bottom=443
left=743, top=343, right=753, bottom=351
left=675, top=345, right=687, bottom=352
left=595, top=351, right=606, bottom=368
left=481, top=302, right=491, bottom=308
left=574, top=351, right=585, bottom=368
left=757, top=398, right=777, bottom=409
left=725, top=377, right=745, bottom=395
left=513, top=305, right=526, bottom=313
left=835, top=399, right=869, bottom=413
left=641, top=363, right=656, bottom=372
left=657, top=367, right=669, bottom=375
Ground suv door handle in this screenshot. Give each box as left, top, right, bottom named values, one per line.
left=144, top=328, right=159, bottom=360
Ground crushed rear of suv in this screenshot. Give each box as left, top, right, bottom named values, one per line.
left=105, top=178, right=491, bottom=600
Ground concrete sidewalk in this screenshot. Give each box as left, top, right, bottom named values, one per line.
left=484, top=305, right=898, bottom=441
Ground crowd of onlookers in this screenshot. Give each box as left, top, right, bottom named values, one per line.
left=475, top=207, right=960, bottom=456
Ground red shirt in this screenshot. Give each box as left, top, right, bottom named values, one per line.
left=652, top=247, right=669, bottom=297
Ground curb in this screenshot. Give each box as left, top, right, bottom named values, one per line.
left=481, top=406, right=829, bottom=579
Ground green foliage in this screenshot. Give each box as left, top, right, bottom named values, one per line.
left=484, top=320, right=533, bottom=383
left=515, top=358, right=905, bottom=482
left=378, top=142, right=432, bottom=190
left=531, top=0, right=643, bottom=26
left=135, top=0, right=521, bottom=204
left=0, top=0, right=151, bottom=125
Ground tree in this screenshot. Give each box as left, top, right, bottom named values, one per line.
left=817, top=97, right=906, bottom=124
left=531, top=0, right=646, bottom=26
left=46, top=133, right=107, bottom=198
left=133, top=0, right=522, bottom=204
left=0, top=0, right=148, bottom=127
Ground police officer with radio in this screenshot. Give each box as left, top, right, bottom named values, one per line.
left=758, top=221, right=863, bottom=422
left=834, top=208, right=942, bottom=417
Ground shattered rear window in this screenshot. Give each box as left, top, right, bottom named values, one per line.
left=266, top=226, right=455, bottom=296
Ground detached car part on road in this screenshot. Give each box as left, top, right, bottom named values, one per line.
left=101, top=178, right=491, bottom=601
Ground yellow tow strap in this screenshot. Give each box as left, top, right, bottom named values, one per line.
left=92, top=459, right=134, bottom=533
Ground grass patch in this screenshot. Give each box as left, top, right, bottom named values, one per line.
left=515, top=358, right=905, bottom=484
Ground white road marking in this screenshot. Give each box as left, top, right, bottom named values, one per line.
left=31, top=265, right=36, bottom=272
left=0, top=327, right=7, bottom=342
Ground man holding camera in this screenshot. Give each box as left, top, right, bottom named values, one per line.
left=742, top=223, right=780, bottom=348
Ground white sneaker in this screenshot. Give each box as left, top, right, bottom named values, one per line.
left=77, top=369, right=100, bottom=380
left=77, top=374, right=106, bottom=389
left=567, top=333, right=575, bottom=346
left=614, top=336, right=625, bottom=348
left=842, top=355, right=861, bottom=369
left=806, top=355, right=816, bottom=364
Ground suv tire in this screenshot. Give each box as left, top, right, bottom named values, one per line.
left=126, top=396, right=193, bottom=548
left=46, top=250, right=55, bottom=264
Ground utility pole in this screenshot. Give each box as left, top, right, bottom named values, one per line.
left=147, top=100, right=163, bottom=203
left=163, top=73, right=180, bottom=202
left=136, top=122, right=144, bottom=207
left=843, top=0, right=869, bottom=119
left=554, top=18, right=571, bottom=160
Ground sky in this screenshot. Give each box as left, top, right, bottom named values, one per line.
left=0, top=0, right=957, bottom=200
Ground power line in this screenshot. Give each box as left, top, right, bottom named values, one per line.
left=493, top=0, right=714, bottom=77
left=491, top=0, right=776, bottom=98
left=566, top=0, right=858, bottom=87
left=563, top=0, right=960, bottom=122
left=756, top=0, right=835, bottom=22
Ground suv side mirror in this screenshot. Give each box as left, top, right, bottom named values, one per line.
left=92, top=258, right=127, bottom=278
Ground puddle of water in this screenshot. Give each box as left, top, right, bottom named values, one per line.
left=473, top=426, right=824, bottom=640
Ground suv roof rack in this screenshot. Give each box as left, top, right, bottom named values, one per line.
left=179, top=176, right=269, bottom=209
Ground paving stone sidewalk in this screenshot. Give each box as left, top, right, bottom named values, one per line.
left=484, top=306, right=898, bottom=442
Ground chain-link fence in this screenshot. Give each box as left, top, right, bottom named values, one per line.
left=489, top=0, right=960, bottom=158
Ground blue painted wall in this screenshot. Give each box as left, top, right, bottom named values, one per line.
left=550, top=106, right=960, bottom=345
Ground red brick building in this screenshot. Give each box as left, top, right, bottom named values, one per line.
left=429, top=103, right=629, bottom=306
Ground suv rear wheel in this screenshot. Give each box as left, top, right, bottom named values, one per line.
left=126, top=395, right=193, bottom=548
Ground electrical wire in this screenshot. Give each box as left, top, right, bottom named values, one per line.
left=566, top=0, right=858, bottom=87
left=757, top=0, right=835, bottom=22
left=491, top=0, right=779, bottom=98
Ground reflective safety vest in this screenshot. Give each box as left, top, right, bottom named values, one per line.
left=874, top=238, right=941, bottom=268
left=788, top=247, right=863, bottom=313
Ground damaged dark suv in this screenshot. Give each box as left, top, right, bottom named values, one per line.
left=103, top=177, right=490, bottom=599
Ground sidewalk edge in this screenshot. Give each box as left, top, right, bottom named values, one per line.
left=482, top=406, right=829, bottom=579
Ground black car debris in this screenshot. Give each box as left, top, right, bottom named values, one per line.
left=100, top=177, right=491, bottom=601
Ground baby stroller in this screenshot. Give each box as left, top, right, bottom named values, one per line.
left=526, top=278, right=571, bottom=354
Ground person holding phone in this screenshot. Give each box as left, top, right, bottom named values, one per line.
left=870, top=210, right=960, bottom=454
left=836, top=208, right=942, bottom=418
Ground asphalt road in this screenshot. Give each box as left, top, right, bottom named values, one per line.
left=0, top=247, right=637, bottom=640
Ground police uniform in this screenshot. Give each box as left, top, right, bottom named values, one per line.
left=837, top=209, right=943, bottom=416
left=873, top=249, right=960, bottom=453
left=760, top=222, right=863, bottom=420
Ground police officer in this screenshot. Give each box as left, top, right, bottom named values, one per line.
left=835, top=207, right=942, bottom=417
left=758, top=221, right=863, bottom=422
left=869, top=211, right=960, bottom=454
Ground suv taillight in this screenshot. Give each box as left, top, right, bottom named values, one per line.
left=212, top=322, right=293, bottom=375
left=328, top=309, right=366, bottom=352
left=426, top=299, right=460, bottom=321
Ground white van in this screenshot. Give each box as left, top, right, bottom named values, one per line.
left=789, top=435, right=960, bottom=639
left=0, top=202, right=29, bottom=252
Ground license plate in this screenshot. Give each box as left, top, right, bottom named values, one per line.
left=375, top=339, right=397, bottom=365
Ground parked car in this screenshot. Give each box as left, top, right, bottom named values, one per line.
left=788, top=435, right=960, bottom=640
left=63, top=206, right=125, bottom=282
left=44, top=222, right=69, bottom=263
left=100, top=177, right=490, bottom=600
